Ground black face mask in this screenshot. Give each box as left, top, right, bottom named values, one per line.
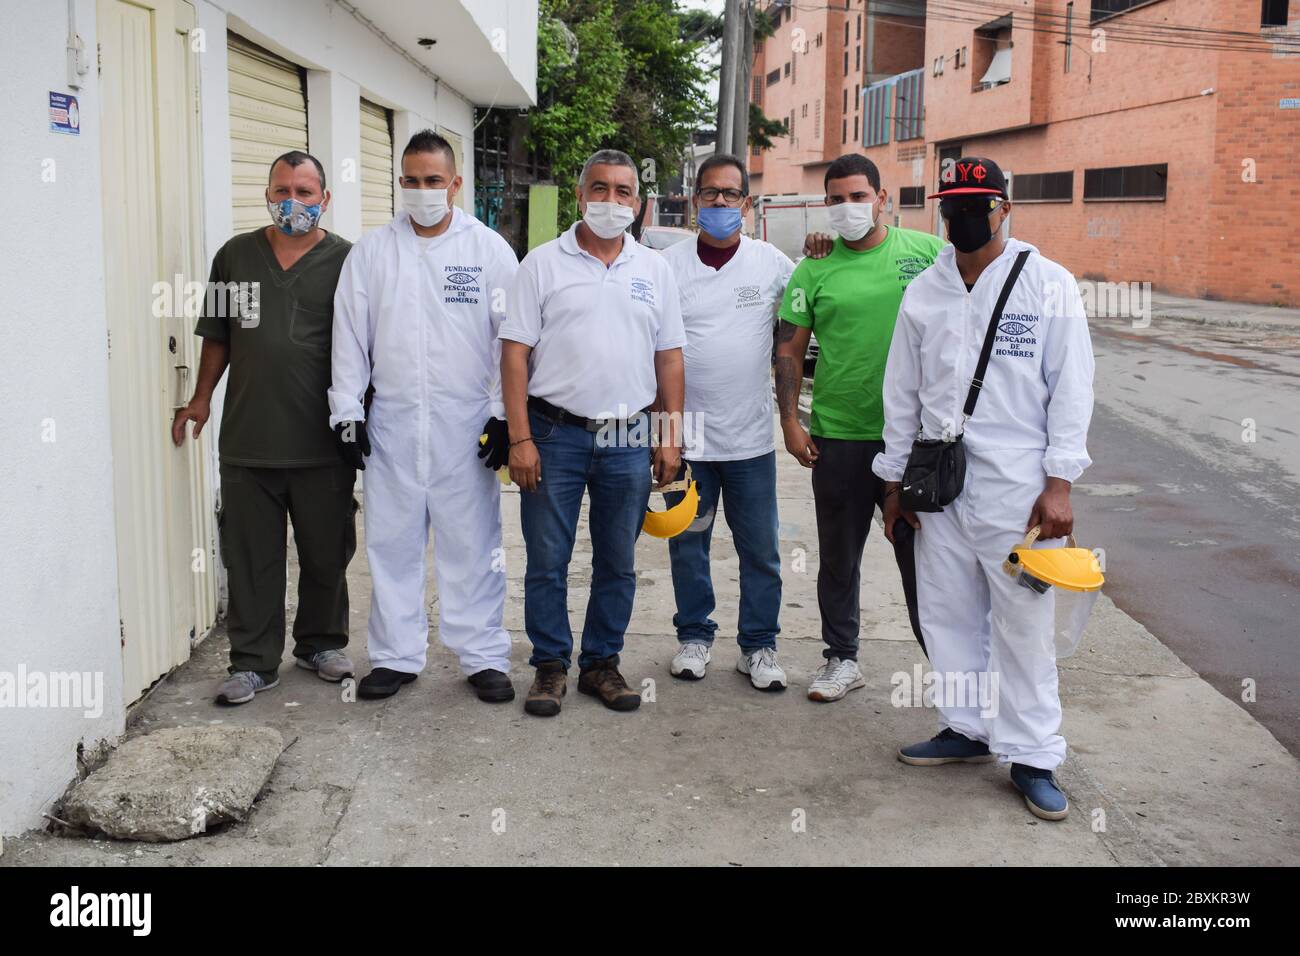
left=946, top=211, right=995, bottom=253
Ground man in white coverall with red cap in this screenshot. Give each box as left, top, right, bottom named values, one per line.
left=330, top=129, right=518, bottom=704
left=875, top=156, right=1095, bottom=821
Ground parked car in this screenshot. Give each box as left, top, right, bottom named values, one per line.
left=639, top=225, right=694, bottom=250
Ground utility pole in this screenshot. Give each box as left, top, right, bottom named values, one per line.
left=732, top=0, right=753, bottom=157
left=716, top=0, right=741, bottom=154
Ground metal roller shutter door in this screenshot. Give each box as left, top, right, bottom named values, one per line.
left=360, top=98, right=394, bottom=232
left=228, top=33, right=307, bottom=236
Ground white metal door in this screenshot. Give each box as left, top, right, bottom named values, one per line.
left=98, top=0, right=217, bottom=702
left=360, top=98, right=394, bottom=233
left=227, top=33, right=307, bottom=236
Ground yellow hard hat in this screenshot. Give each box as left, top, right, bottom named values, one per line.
left=643, top=463, right=699, bottom=539
left=1002, top=526, right=1104, bottom=593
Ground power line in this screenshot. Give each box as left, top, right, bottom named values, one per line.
left=763, top=0, right=1299, bottom=55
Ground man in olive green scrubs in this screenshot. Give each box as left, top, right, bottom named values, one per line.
left=172, top=150, right=358, bottom=705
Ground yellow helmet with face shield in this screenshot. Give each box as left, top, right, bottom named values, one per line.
left=643, top=463, right=699, bottom=539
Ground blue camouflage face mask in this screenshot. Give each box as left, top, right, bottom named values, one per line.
left=697, top=206, right=743, bottom=241
left=267, top=197, right=323, bottom=236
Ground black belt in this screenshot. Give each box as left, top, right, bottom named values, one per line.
left=527, top=396, right=649, bottom=433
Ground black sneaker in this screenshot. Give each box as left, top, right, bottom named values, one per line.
left=357, top=667, right=418, bottom=699
left=467, top=668, right=515, bottom=703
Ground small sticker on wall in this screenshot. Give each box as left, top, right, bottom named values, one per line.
left=49, top=92, right=80, bottom=135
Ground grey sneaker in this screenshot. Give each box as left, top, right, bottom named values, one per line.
left=296, top=649, right=354, bottom=682
left=216, top=670, right=279, bottom=705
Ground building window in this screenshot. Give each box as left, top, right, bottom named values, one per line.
left=1014, top=170, right=1074, bottom=202
left=784, top=61, right=791, bottom=77
left=856, top=46, right=861, bottom=71
left=974, top=16, right=1012, bottom=90
left=844, top=22, right=849, bottom=43
left=844, top=51, right=849, bottom=76
left=1083, top=163, right=1167, bottom=201
left=893, top=69, right=924, bottom=141
left=853, top=116, right=859, bottom=141
left=1091, top=0, right=1159, bottom=23
left=842, top=119, right=847, bottom=143
left=857, top=14, right=862, bottom=39
left=898, top=186, right=924, bottom=207
left=854, top=83, right=860, bottom=108
left=767, top=68, right=780, bottom=86
left=1262, top=0, right=1289, bottom=26
left=753, top=76, right=763, bottom=103
left=863, top=80, right=891, bottom=147
left=843, top=88, right=848, bottom=111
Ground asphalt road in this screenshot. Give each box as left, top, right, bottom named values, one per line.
left=1077, top=311, right=1300, bottom=756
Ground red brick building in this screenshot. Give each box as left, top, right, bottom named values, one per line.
left=750, top=0, right=1300, bottom=306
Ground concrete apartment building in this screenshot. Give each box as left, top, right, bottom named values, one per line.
left=0, top=0, right=536, bottom=838
left=750, top=0, right=1300, bottom=306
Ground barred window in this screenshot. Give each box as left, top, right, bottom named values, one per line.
left=898, top=186, right=924, bottom=207
left=1014, top=170, right=1073, bottom=202
left=1083, top=163, right=1167, bottom=201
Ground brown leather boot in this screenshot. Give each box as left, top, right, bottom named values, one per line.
left=524, top=661, right=567, bottom=717
left=577, top=657, right=641, bottom=712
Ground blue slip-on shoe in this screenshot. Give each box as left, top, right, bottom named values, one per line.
left=1010, top=763, right=1069, bottom=821
left=897, top=727, right=996, bottom=766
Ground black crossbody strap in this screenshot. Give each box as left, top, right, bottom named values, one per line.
left=962, top=249, right=1031, bottom=419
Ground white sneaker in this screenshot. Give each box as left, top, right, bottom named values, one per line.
left=737, top=647, right=787, bottom=691
left=807, top=657, right=865, bottom=702
left=670, top=642, right=711, bottom=680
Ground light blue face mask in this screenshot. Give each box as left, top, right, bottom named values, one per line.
left=267, top=197, right=323, bottom=236
left=697, top=206, right=743, bottom=241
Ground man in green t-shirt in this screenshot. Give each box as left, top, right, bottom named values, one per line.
left=775, top=154, right=943, bottom=702
left=171, top=150, right=358, bottom=705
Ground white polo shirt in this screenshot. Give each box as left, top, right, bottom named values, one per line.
left=659, top=235, right=795, bottom=460
left=500, top=222, right=686, bottom=420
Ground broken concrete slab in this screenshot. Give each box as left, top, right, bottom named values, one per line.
left=60, top=726, right=284, bottom=842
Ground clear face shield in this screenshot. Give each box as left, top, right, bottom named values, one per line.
left=1002, top=526, right=1105, bottom=658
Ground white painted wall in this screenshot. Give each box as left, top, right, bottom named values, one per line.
left=307, top=69, right=363, bottom=240
left=0, top=0, right=127, bottom=838
left=0, top=0, right=528, bottom=839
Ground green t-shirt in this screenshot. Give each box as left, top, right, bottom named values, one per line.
left=779, top=226, right=943, bottom=440
left=195, top=227, right=352, bottom=467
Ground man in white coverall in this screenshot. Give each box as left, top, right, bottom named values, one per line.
left=875, top=157, right=1095, bottom=821
left=330, top=129, right=518, bottom=704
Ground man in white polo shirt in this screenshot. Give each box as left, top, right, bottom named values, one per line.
left=658, top=153, right=794, bottom=691
left=500, top=149, right=687, bottom=718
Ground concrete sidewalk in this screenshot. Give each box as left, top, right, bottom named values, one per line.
left=4, top=439, right=1297, bottom=866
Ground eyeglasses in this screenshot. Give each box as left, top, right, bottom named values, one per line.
left=697, top=187, right=746, bottom=203
left=939, top=196, right=1002, bottom=219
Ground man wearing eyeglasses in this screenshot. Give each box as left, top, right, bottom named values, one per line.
left=775, top=154, right=942, bottom=703
left=657, top=154, right=795, bottom=691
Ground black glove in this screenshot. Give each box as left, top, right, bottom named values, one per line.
left=334, top=420, right=371, bottom=471
left=478, top=417, right=509, bottom=470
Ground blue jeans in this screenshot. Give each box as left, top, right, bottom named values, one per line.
left=666, top=452, right=781, bottom=652
left=518, top=407, right=652, bottom=670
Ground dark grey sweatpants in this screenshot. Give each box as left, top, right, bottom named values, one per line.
left=810, top=436, right=923, bottom=660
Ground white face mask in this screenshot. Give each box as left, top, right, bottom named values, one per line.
left=402, top=187, right=450, bottom=228
left=583, top=201, right=636, bottom=239
left=827, top=200, right=876, bottom=241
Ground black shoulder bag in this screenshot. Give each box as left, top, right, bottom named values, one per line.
left=898, top=249, right=1031, bottom=513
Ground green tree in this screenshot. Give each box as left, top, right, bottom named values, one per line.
left=529, top=0, right=712, bottom=224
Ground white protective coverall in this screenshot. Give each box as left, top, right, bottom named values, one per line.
left=330, top=207, right=518, bottom=676
left=873, top=238, right=1095, bottom=770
